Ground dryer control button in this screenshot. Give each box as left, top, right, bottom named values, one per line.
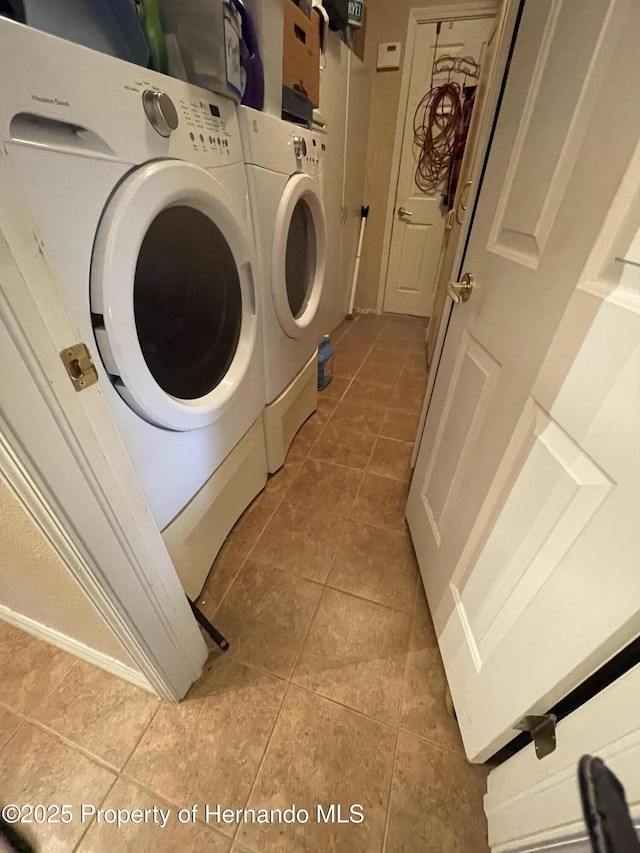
left=293, top=136, right=307, bottom=159
left=143, top=89, right=179, bottom=138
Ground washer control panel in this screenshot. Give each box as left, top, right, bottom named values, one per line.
left=178, top=96, right=234, bottom=158
left=131, top=75, right=241, bottom=165
left=0, top=18, right=244, bottom=169
left=290, top=130, right=321, bottom=173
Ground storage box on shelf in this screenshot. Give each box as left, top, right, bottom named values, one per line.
left=283, top=0, right=320, bottom=107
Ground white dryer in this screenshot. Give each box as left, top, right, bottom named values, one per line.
left=0, top=19, right=267, bottom=598
left=238, top=108, right=326, bottom=472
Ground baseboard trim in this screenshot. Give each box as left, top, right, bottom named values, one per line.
left=0, top=603, right=154, bottom=694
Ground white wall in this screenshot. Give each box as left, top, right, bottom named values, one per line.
left=0, top=478, right=137, bottom=667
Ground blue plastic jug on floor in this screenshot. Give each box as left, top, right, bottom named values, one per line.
left=317, top=335, right=334, bottom=391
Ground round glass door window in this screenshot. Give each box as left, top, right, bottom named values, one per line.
left=285, top=199, right=317, bottom=319
left=134, top=206, right=242, bottom=400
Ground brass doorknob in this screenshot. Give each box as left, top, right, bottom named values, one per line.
left=398, top=206, right=413, bottom=217
left=447, top=273, right=475, bottom=304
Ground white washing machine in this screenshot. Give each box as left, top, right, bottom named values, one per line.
left=238, top=107, right=326, bottom=472
left=0, top=19, right=267, bottom=598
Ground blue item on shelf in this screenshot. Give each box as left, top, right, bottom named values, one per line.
left=233, top=0, right=264, bottom=110
left=20, top=0, right=151, bottom=67
left=317, top=335, right=334, bottom=391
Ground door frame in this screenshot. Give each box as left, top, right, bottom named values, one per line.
left=0, top=212, right=207, bottom=701
left=375, top=0, right=500, bottom=316
left=411, top=0, right=520, bottom=466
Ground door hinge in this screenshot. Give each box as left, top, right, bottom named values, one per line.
left=515, top=714, right=557, bottom=760
left=59, top=343, right=99, bottom=392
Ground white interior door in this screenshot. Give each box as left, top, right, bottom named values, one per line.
left=406, top=0, right=640, bottom=762
left=383, top=15, right=493, bottom=317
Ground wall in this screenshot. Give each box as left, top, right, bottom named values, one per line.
left=0, top=479, right=136, bottom=667
left=356, top=0, right=476, bottom=311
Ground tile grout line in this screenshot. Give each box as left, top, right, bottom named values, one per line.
left=71, top=774, right=119, bottom=852
left=223, top=481, right=345, bottom=843
left=27, top=656, right=79, bottom=720
left=321, top=580, right=415, bottom=617
left=396, top=724, right=467, bottom=760
left=208, top=496, right=281, bottom=617
left=5, top=713, right=126, bottom=775
left=183, top=315, right=428, bottom=844
left=213, top=470, right=414, bottom=639
left=344, top=337, right=413, bottom=503
left=307, top=312, right=381, bottom=445
left=230, top=316, right=428, bottom=849
left=209, top=575, right=415, bottom=687
left=114, top=768, right=231, bottom=834
left=202, top=448, right=297, bottom=614
left=0, top=658, right=95, bottom=759
left=201, top=551, right=249, bottom=619
left=204, top=456, right=304, bottom=617
left=288, top=680, right=401, bottom=734
left=381, top=570, right=422, bottom=853
left=0, top=712, right=29, bottom=758
left=280, top=482, right=408, bottom=536
left=320, top=513, right=350, bottom=585
left=308, top=365, right=359, bottom=454
left=333, top=326, right=398, bottom=523
left=118, top=701, right=163, bottom=776
left=229, top=572, right=328, bottom=847
left=229, top=483, right=362, bottom=824
left=276, top=487, right=409, bottom=528
left=241, top=326, right=425, bottom=595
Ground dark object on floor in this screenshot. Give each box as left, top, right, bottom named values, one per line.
left=0, top=814, right=36, bottom=853
left=188, top=597, right=229, bottom=651
left=579, top=756, right=640, bottom=852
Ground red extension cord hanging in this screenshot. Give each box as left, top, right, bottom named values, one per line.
left=413, top=23, right=480, bottom=195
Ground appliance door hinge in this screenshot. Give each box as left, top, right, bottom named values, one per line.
left=515, top=714, right=558, bottom=760
left=60, top=343, right=99, bottom=392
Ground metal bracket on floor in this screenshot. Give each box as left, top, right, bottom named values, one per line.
left=187, top=598, right=230, bottom=652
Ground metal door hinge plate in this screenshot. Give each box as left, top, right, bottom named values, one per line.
left=60, top=343, right=98, bottom=392
left=515, top=714, right=557, bottom=760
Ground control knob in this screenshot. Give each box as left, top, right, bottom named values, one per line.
left=142, top=89, right=179, bottom=138
left=293, top=136, right=307, bottom=159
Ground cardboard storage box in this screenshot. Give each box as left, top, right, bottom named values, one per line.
left=283, top=0, right=320, bottom=107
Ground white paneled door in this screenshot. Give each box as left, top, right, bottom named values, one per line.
left=406, top=0, right=640, bottom=763
left=383, top=15, right=494, bottom=317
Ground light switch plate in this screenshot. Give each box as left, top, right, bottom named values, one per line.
left=377, top=42, right=401, bottom=70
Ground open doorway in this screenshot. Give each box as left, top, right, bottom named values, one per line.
left=377, top=4, right=497, bottom=318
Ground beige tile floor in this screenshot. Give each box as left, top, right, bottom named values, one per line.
left=0, top=313, right=489, bottom=852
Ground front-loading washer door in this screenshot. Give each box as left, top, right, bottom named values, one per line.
left=271, top=173, right=326, bottom=339
left=91, top=159, right=257, bottom=432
